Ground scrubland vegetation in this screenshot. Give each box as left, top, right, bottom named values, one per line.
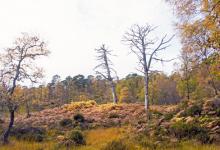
left=1, top=98, right=220, bottom=150
left=0, top=0, right=219, bottom=149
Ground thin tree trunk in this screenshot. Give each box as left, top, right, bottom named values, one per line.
left=104, top=48, right=118, bottom=104
left=110, top=81, right=118, bottom=104
left=204, top=51, right=218, bottom=95
left=3, top=109, right=15, bottom=144
left=186, top=78, right=190, bottom=100
left=144, top=74, right=150, bottom=119
left=211, top=77, right=218, bottom=95
left=205, top=63, right=218, bottom=96
left=208, top=68, right=218, bottom=96
left=25, top=101, right=31, bottom=118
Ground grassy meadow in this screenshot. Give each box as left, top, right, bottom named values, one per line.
left=0, top=127, right=220, bottom=150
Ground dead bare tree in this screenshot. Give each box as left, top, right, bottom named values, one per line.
left=122, top=24, right=174, bottom=118
left=0, top=33, right=50, bottom=144
left=94, top=44, right=118, bottom=104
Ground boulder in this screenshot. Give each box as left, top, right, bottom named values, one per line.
left=210, top=133, right=220, bottom=143
left=203, top=98, right=220, bottom=110
left=0, top=118, right=4, bottom=124
left=57, top=135, right=65, bottom=141
left=175, top=110, right=185, bottom=118
left=171, top=117, right=184, bottom=122
left=207, top=111, right=216, bottom=115
left=160, top=122, right=171, bottom=129
left=207, top=120, right=220, bottom=128
left=185, top=116, right=194, bottom=124
left=211, top=126, right=220, bottom=132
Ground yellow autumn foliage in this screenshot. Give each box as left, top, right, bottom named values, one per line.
left=63, top=100, right=97, bottom=111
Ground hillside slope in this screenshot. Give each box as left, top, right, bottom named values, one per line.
left=15, top=101, right=175, bottom=128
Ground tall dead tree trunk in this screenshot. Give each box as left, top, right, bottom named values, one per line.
left=94, top=44, right=118, bottom=104
left=144, top=74, right=149, bottom=111
left=110, top=80, right=118, bottom=104
left=123, top=24, right=173, bottom=119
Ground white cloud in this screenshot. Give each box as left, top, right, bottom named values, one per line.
left=0, top=0, right=181, bottom=83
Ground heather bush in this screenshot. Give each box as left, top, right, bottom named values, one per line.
left=179, top=104, right=203, bottom=117
left=59, top=118, right=72, bottom=127
left=73, top=113, right=85, bottom=123
left=196, top=131, right=212, bottom=144
left=186, top=105, right=203, bottom=116
left=216, top=108, right=220, bottom=117
left=68, top=130, right=86, bottom=145
left=170, top=121, right=209, bottom=142
left=164, top=112, right=174, bottom=120
left=108, top=113, right=120, bottom=118
left=102, top=140, right=129, bottom=150
left=11, top=127, right=46, bottom=142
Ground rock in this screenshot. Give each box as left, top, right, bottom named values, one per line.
left=208, top=111, right=216, bottom=115
left=185, top=116, right=194, bottom=124
left=207, top=120, right=220, bottom=128
left=210, top=133, right=220, bottom=143
left=203, top=98, right=220, bottom=110
left=171, top=117, right=184, bottom=122
left=57, top=135, right=65, bottom=141
left=160, top=122, right=170, bottom=129
left=157, top=117, right=165, bottom=126
left=201, top=111, right=206, bottom=115
left=155, top=141, right=161, bottom=145
left=211, top=126, right=220, bottom=132
left=175, top=110, right=185, bottom=118
left=0, top=118, right=4, bottom=124
left=170, top=138, right=178, bottom=143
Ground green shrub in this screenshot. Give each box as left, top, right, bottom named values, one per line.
left=139, top=140, right=157, bottom=150
left=69, top=130, right=85, bottom=145
left=179, top=100, right=188, bottom=109
left=216, top=108, right=220, bottom=117
left=134, top=134, right=157, bottom=150
left=170, top=121, right=207, bottom=140
left=73, top=113, right=85, bottom=123
left=196, top=131, right=211, bottom=144
left=108, top=113, right=120, bottom=118
left=102, top=140, right=129, bottom=150
left=11, top=127, right=46, bottom=142
left=164, top=112, right=174, bottom=120
left=59, top=118, right=72, bottom=127
left=151, top=110, right=163, bottom=118
left=154, top=126, right=168, bottom=136
left=186, top=105, right=202, bottom=116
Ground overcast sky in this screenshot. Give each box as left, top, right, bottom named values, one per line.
left=0, top=0, right=181, bottom=83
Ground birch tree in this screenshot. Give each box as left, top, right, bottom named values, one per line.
left=0, top=33, right=50, bottom=144
left=180, top=51, right=193, bottom=100
left=94, top=44, right=118, bottom=104
left=122, top=24, right=174, bottom=118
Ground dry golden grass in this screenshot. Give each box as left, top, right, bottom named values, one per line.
left=0, top=127, right=220, bottom=150
left=0, top=140, right=55, bottom=150
left=0, top=127, right=127, bottom=150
